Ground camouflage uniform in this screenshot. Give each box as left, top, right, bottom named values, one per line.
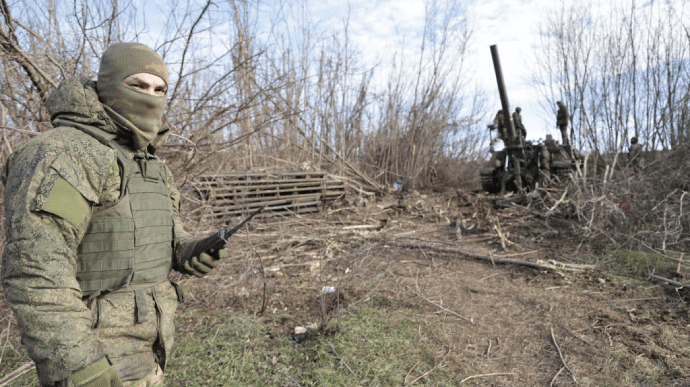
left=512, top=107, right=526, bottom=140
left=493, top=110, right=507, bottom=140
left=556, top=101, right=570, bottom=146
left=2, top=47, right=203, bottom=386
left=628, top=137, right=644, bottom=172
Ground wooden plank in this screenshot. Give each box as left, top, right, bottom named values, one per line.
left=210, top=191, right=343, bottom=208
left=194, top=177, right=326, bottom=188
left=211, top=194, right=326, bottom=211
left=196, top=171, right=325, bottom=182
left=212, top=201, right=320, bottom=217
left=211, top=186, right=338, bottom=199
left=195, top=170, right=344, bottom=219
left=209, top=181, right=324, bottom=194
left=198, top=179, right=344, bottom=188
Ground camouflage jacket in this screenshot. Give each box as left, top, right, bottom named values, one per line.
left=512, top=111, right=524, bottom=130
left=1, top=77, right=196, bottom=386
left=557, top=105, right=569, bottom=126
left=629, top=143, right=644, bottom=166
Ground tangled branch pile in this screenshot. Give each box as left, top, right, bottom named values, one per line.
left=520, top=148, right=690, bottom=254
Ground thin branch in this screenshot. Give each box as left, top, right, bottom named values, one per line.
left=0, top=363, right=35, bottom=387
left=409, top=287, right=472, bottom=324
left=326, top=341, right=356, bottom=376
left=649, top=273, right=690, bottom=289
left=168, top=0, right=213, bottom=104
left=368, top=239, right=576, bottom=273
left=459, top=372, right=516, bottom=384
left=550, top=367, right=565, bottom=387
left=550, top=326, right=577, bottom=383
left=406, top=348, right=451, bottom=385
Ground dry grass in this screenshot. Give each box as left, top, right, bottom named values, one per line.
left=168, top=188, right=690, bottom=386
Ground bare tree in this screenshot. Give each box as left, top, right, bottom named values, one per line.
left=532, top=0, right=689, bottom=153
left=0, top=0, right=486, bottom=198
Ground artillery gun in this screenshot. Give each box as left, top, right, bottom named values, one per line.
left=480, top=137, right=580, bottom=194
left=480, top=45, right=580, bottom=195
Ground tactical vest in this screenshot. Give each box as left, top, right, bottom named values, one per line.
left=71, top=124, right=174, bottom=299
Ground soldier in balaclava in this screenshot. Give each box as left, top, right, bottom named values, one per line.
left=556, top=101, right=570, bottom=146
left=2, top=42, right=224, bottom=387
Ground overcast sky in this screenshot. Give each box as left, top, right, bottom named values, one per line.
left=140, top=0, right=686, bottom=144
left=278, top=0, right=689, bottom=145
left=280, top=0, right=558, bottom=141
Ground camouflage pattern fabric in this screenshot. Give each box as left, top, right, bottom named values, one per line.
left=512, top=110, right=526, bottom=139
left=493, top=110, right=507, bottom=140
left=629, top=142, right=644, bottom=171
left=556, top=101, right=569, bottom=126
left=122, top=365, right=164, bottom=387
left=556, top=102, right=570, bottom=146
left=1, top=77, right=196, bottom=386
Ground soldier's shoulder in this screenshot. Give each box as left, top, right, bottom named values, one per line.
left=5, top=127, right=117, bottom=199
left=12, top=126, right=116, bottom=170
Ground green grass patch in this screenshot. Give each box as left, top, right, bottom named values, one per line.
left=0, top=299, right=460, bottom=386
left=0, top=333, right=38, bottom=387
left=584, top=248, right=680, bottom=279
left=166, top=305, right=460, bottom=386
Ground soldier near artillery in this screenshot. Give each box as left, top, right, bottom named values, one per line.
left=628, top=136, right=645, bottom=171
left=512, top=107, right=526, bottom=140
left=1, top=43, right=229, bottom=387
left=556, top=100, right=570, bottom=146
left=541, top=135, right=555, bottom=171
left=491, top=109, right=508, bottom=140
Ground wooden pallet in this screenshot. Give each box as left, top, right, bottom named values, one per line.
left=193, top=171, right=346, bottom=218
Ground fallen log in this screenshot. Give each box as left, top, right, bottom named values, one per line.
left=649, top=273, right=690, bottom=289
left=366, top=239, right=590, bottom=273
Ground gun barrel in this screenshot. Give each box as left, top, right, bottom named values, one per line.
left=490, top=44, right=522, bottom=192
left=490, top=45, right=516, bottom=142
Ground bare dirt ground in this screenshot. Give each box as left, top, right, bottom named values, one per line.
left=2, top=189, right=689, bottom=386
left=177, top=189, right=690, bottom=387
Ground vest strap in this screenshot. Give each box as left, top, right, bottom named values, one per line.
left=134, top=289, right=149, bottom=324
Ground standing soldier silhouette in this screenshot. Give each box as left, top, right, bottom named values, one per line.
left=556, top=100, right=570, bottom=146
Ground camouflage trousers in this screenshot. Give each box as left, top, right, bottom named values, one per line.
left=122, top=365, right=164, bottom=387
left=559, top=125, right=569, bottom=146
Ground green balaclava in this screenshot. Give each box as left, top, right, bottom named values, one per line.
left=97, top=42, right=169, bottom=150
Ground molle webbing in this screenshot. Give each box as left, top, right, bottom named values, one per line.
left=75, top=127, right=174, bottom=299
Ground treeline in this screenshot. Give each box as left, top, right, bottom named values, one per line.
left=0, top=0, right=486, bottom=192
left=533, top=0, right=690, bottom=153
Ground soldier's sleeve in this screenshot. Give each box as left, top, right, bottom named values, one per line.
left=1, top=140, right=113, bottom=386
left=162, top=164, right=197, bottom=272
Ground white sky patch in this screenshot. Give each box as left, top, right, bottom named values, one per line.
left=137, top=0, right=687, bottom=145
left=469, top=0, right=558, bottom=141
left=302, top=0, right=429, bottom=70
left=294, top=0, right=558, bottom=141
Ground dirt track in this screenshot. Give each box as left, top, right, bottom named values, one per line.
left=189, top=190, right=690, bottom=386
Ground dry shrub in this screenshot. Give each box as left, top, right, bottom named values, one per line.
left=539, top=145, right=690, bottom=252
left=431, top=156, right=483, bottom=190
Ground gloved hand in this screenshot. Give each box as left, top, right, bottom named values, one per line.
left=71, top=358, right=123, bottom=387
left=182, top=250, right=228, bottom=277
left=180, top=235, right=230, bottom=277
